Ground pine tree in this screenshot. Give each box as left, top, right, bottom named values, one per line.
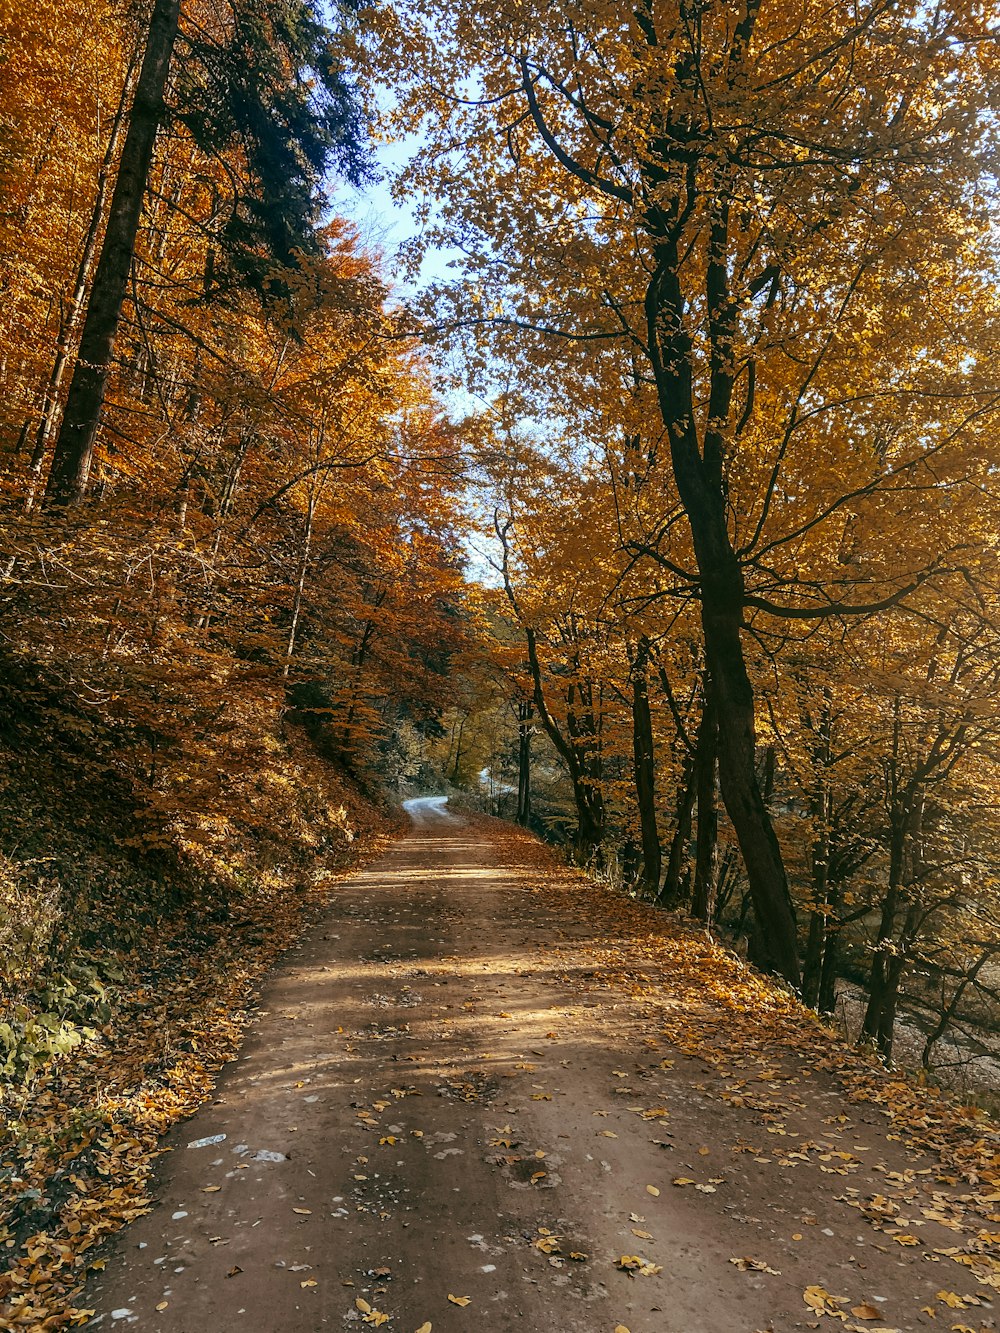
left=44, top=0, right=370, bottom=507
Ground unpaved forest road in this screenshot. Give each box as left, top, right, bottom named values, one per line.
left=84, top=800, right=996, bottom=1333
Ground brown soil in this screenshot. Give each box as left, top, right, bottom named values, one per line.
left=82, top=799, right=998, bottom=1333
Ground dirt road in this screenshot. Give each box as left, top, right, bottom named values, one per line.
left=83, top=800, right=997, bottom=1332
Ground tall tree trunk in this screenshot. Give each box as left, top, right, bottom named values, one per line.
left=876, top=949, right=907, bottom=1061
left=25, top=52, right=138, bottom=509
left=645, top=191, right=799, bottom=983
left=802, top=707, right=833, bottom=1008
left=817, top=898, right=841, bottom=1016
left=44, top=0, right=181, bottom=506
left=660, top=751, right=695, bottom=908
left=523, top=626, right=604, bottom=866
left=803, top=830, right=836, bottom=1011
left=631, top=639, right=661, bottom=898
left=702, top=561, right=798, bottom=983
left=690, top=677, right=718, bottom=924
left=801, top=907, right=826, bottom=1010
left=284, top=486, right=316, bottom=676
left=516, top=699, right=533, bottom=826
left=450, top=715, right=466, bottom=782
left=862, top=698, right=908, bottom=1049
left=573, top=792, right=604, bottom=868
left=340, top=615, right=378, bottom=756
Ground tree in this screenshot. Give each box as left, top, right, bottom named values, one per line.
left=43, top=0, right=182, bottom=505
left=367, top=0, right=1000, bottom=984
left=44, top=0, right=370, bottom=506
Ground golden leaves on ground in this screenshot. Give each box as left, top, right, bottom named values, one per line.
left=803, top=1286, right=901, bottom=1332
left=730, top=1257, right=781, bottom=1276
left=356, top=1298, right=389, bottom=1326
left=617, top=1254, right=662, bottom=1277
left=0, top=825, right=394, bottom=1328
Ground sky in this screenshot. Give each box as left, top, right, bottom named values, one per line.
left=336, top=132, right=457, bottom=296
left=334, top=131, right=500, bottom=581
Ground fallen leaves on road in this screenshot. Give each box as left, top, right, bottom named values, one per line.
left=617, top=1254, right=662, bottom=1276
left=496, top=820, right=1000, bottom=1322
left=0, top=821, right=394, bottom=1329
left=355, top=1298, right=390, bottom=1327
left=730, top=1257, right=781, bottom=1275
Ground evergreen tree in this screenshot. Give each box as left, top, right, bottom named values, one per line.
left=45, top=0, right=369, bottom=507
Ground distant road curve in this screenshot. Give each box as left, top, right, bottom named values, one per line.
left=401, top=794, right=458, bottom=826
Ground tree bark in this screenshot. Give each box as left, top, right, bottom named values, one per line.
left=702, top=553, right=799, bottom=983
left=690, top=677, right=718, bottom=924
left=44, top=0, right=181, bottom=506
left=523, top=626, right=605, bottom=866
left=516, top=699, right=533, bottom=827
left=802, top=708, right=833, bottom=1008
left=660, top=751, right=695, bottom=908
left=450, top=715, right=466, bottom=783
left=646, top=233, right=800, bottom=985
left=861, top=697, right=908, bottom=1049
left=631, top=638, right=661, bottom=897
left=817, top=903, right=841, bottom=1016
left=25, top=52, right=138, bottom=509
left=284, top=484, right=317, bottom=676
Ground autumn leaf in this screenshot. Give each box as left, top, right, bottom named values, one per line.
left=617, top=1254, right=662, bottom=1276
left=803, top=1286, right=846, bottom=1314
left=730, top=1257, right=780, bottom=1276
left=448, top=1294, right=471, bottom=1306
